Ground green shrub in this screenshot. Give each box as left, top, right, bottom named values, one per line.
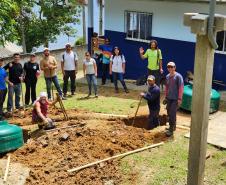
left=75, top=37, right=85, bottom=46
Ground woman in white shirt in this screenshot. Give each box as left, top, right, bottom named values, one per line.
left=83, top=52, right=98, bottom=97
left=110, top=46, right=129, bottom=93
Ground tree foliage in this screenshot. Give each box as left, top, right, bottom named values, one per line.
left=0, top=0, right=18, bottom=45
left=0, top=0, right=81, bottom=52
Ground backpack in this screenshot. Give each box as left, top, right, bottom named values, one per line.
left=136, top=75, right=148, bottom=86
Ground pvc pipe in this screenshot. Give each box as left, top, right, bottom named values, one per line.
left=208, top=0, right=218, bottom=49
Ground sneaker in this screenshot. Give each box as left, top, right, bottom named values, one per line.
left=115, top=89, right=119, bottom=93
left=86, top=94, right=91, bottom=98
left=63, top=93, right=67, bottom=97
left=101, top=82, right=105, bottom=85
left=165, top=130, right=174, bottom=137
left=95, top=94, right=98, bottom=98
left=71, top=92, right=75, bottom=96
left=165, top=125, right=176, bottom=131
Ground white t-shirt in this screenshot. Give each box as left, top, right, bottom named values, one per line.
left=110, top=55, right=126, bottom=73
left=61, top=51, right=78, bottom=71
left=83, top=58, right=96, bottom=74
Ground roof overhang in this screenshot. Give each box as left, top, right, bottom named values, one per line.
left=144, top=0, right=226, bottom=4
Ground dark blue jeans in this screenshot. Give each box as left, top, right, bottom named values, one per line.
left=45, top=76, right=62, bottom=99
left=166, top=99, right=178, bottom=128
left=86, top=74, right=97, bottom=95
left=7, top=84, right=21, bottom=111
left=112, top=72, right=127, bottom=90
left=148, top=109, right=160, bottom=129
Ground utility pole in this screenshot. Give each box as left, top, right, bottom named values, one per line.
left=99, top=0, right=103, bottom=36
left=184, top=3, right=226, bottom=185
left=82, top=4, right=87, bottom=44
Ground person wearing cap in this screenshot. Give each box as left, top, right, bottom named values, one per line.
left=110, top=46, right=129, bottom=93
left=32, top=92, right=60, bottom=130
left=0, top=58, right=10, bottom=119
left=61, top=43, right=78, bottom=96
left=23, top=53, right=40, bottom=106
left=140, top=75, right=160, bottom=129
left=139, top=40, right=163, bottom=86
left=40, top=48, right=65, bottom=100
left=4, top=53, right=23, bottom=112
left=99, top=38, right=113, bottom=85
left=165, top=61, right=184, bottom=137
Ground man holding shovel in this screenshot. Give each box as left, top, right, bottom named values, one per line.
left=32, top=92, right=60, bottom=130
left=140, top=75, right=160, bottom=130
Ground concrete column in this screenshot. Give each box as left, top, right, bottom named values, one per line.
left=184, top=12, right=226, bottom=185
left=187, top=34, right=215, bottom=185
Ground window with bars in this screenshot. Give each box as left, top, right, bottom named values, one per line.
left=125, top=11, right=152, bottom=41
left=216, top=31, right=226, bottom=52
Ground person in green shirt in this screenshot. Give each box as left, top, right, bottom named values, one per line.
left=139, top=40, right=163, bottom=86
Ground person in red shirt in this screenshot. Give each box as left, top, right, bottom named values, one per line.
left=32, top=92, right=59, bottom=130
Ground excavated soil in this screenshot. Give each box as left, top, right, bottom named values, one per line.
left=3, top=109, right=167, bottom=185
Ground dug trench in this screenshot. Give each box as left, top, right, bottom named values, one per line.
left=3, top=108, right=169, bottom=185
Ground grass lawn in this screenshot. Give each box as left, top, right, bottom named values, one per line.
left=17, top=74, right=142, bottom=115
left=119, top=132, right=226, bottom=185
left=6, top=73, right=226, bottom=184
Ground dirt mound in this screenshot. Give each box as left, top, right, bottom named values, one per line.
left=9, top=116, right=166, bottom=185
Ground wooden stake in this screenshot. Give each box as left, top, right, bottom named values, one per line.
left=132, top=96, right=142, bottom=126
left=68, top=142, right=164, bottom=173
left=3, top=155, right=11, bottom=182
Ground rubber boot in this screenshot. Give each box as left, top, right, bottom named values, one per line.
left=165, top=125, right=174, bottom=137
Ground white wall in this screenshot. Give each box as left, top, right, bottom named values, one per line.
left=105, top=0, right=226, bottom=42
left=88, top=0, right=105, bottom=35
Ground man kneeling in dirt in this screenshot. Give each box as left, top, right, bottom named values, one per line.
left=32, top=92, right=59, bottom=130
left=140, top=75, right=160, bottom=129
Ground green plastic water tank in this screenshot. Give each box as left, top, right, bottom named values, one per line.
left=180, top=84, right=221, bottom=113
left=0, top=120, right=24, bottom=153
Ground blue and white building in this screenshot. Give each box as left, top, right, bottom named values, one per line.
left=88, top=0, right=226, bottom=88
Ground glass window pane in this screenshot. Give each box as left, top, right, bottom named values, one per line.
left=147, top=14, right=152, bottom=40
left=125, top=11, right=152, bottom=40
left=140, top=13, right=146, bottom=40
left=126, top=12, right=132, bottom=38
left=224, top=31, right=226, bottom=52
left=216, top=31, right=224, bottom=51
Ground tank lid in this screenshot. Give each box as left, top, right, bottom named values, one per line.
left=0, top=120, right=22, bottom=136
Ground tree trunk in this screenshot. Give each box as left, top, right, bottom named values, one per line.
left=21, top=25, right=27, bottom=54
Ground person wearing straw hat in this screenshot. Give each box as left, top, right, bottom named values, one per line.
left=165, top=61, right=184, bottom=137
left=32, top=92, right=60, bottom=130
left=140, top=75, right=160, bottom=130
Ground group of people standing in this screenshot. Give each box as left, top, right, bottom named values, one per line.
left=0, top=38, right=184, bottom=136
left=139, top=40, right=184, bottom=137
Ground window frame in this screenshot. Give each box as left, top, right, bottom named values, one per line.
left=216, top=30, right=226, bottom=54
left=124, top=10, right=153, bottom=42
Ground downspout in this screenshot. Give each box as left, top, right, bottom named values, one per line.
left=208, top=0, right=218, bottom=49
